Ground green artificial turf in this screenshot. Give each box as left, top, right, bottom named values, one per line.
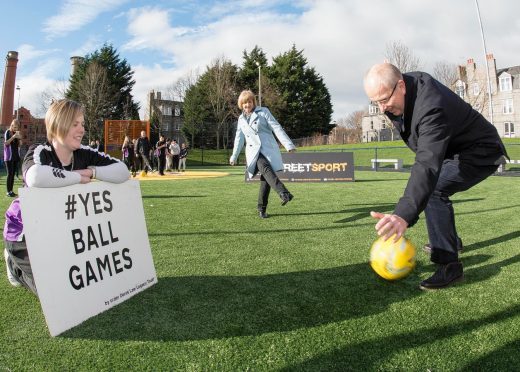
left=0, top=167, right=519, bottom=371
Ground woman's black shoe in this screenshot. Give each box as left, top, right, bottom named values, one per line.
left=259, top=211, right=269, bottom=219
left=280, top=192, right=294, bottom=206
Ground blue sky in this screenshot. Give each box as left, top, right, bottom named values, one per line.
left=1, top=0, right=519, bottom=120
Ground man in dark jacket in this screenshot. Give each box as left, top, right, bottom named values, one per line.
left=136, top=130, right=152, bottom=173
left=363, top=63, right=508, bottom=290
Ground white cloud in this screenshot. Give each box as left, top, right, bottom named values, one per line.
left=16, top=45, right=61, bottom=68
left=70, top=36, right=103, bottom=58
left=43, top=0, right=129, bottom=39
left=15, top=0, right=520, bottom=122
left=16, top=58, right=70, bottom=117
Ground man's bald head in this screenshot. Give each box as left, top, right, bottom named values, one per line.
left=364, top=63, right=406, bottom=116
left=364, top=63, right=403, bottom=94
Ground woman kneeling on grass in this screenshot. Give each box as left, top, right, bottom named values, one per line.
left=3, top=99, right=129, bottom=295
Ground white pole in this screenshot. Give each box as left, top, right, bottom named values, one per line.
left=475, top=0, right=494, bottom=124
left=16, top=85, right=20, bottom=119
left=258, top=65, right=262, bottom=107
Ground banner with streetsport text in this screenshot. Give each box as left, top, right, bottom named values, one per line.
left=246, top=152, right=354, bottom=182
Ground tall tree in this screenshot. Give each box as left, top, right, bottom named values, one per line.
left=384, top=40, right=421, bottom=73
left=75, top=62, right=115, bottom=142
left=67, top=44, right=140, bottom=141
left=166, top=69, right=200, bottom=102
left=182, top=79, right=212, bottom=148
left=337, top=110, right=364, bottom=143
left=239, top=46, right=285, bottom=114
left=205, top=56, right=239, bottom=149
left=433, top=61, right=459, bottom=87
left=269, top=45, right=333, bottom=138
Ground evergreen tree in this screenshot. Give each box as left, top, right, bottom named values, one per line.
left=238, top=46, right=268, bottom=92
left=268, top=45, right=333, bottom=138
left=182, top=77, right=213, bottom=148
left=66, top=44, right=140, bottom=141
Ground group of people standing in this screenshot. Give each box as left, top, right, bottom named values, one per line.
left=121, top=131, right=188, bottom=176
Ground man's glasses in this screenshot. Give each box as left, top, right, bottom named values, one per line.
left=374, top=81, right=398, bottom=105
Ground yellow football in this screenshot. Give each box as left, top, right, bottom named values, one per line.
left=140, top=170, right=147, bottom=177
left=370, top=235, right=416, bottom=280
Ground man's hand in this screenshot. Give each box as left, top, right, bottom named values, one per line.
left=229, top=160, right=235, bottom=166
left=370, top=211, right=408, bottom=242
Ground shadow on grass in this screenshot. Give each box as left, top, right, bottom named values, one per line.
left=462, top=337, right=520, bottom=370
left=281, top=303, right=520, bottom=371
left=148, top=222, right=373, bottom=237
left=254, top=199, right=484, bottom=223
left=64, top=262, right=426, bottom=341
left=63, top=252, right=514, bottom=343
left=463, top=230, right=520, bottom=252
left=142, top=195, right=207, bottom=199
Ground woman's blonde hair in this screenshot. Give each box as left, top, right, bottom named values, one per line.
left=45, top=99, right=84, bottom=142
left=10, top=119, right=20, bottom=130
left=237, top=90, right=257, bottom=109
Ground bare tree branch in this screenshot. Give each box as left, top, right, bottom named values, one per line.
left=384, top=40, right=421, bottom=73
left=433, top=61, right=458, bottom=87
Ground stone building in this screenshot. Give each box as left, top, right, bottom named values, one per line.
left=456, top=54, right=518, bottom=138
left=146, top=90, right=185, bottom=143
left=360, top=104, right=400, bottom=143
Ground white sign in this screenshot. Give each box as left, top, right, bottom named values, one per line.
left=19, top=180, right=157, bottom=336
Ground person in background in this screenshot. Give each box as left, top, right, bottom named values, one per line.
left=165, top=138, right=173, bottom=172
left=156, top=135, right=167, bottom=176
left=169, top=139, right=180, bottom=172
left=3, top=99, right=129, bottom=294
left=363, top=63, right=508, bottom=290
left=132, top=138, right=140, bottom=174
left=136, top=130, right=152, bottom=173
left=4, top=119, right=22, bottom=197
left=122, top=135, right=136, bottom=177
left=179, top=143, right=188, bottom=172
left=230, top=90, right=296, bottom=219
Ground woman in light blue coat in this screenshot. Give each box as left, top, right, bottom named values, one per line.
left=230, top=90, right=296, bottom=218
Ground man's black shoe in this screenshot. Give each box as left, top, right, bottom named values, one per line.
left=280, top=192, right=293, bottom=206
left=258, top=211, right=269, bottom=219
left=419, top=261, right=463, bottom=290
left=6, top=191, right=17, bottom=197
left=423, top=238, right=463, bottom=254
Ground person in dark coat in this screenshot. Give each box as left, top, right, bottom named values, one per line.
left=363, top=63, right=508, bottom=290
left=4, top=119, right=22, bottom=197
left=156, top=135, right=167, bottom=175
left=135, top=130, right=152, bottom=173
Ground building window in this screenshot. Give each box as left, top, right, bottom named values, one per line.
left=368, top=104, right=379, bottom=115
left=503, top=98, right=514, bottom=114
left=161, top=105, right=172, bottom=116
left=455, top=80, right=465, bottom=99
left=505, top=122, right=515, bottom=136
left=472, top=83, right=480, bottom=96
left=370, top=121, right=374, bottom=130
left=174, top=106, right=181, bottom=116
left=499, top=75, right=512, bottom=92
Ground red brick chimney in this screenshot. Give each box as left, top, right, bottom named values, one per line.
left=1, top=51, right=18, bottom=129
left=0, top=51, right=18, bottom=129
